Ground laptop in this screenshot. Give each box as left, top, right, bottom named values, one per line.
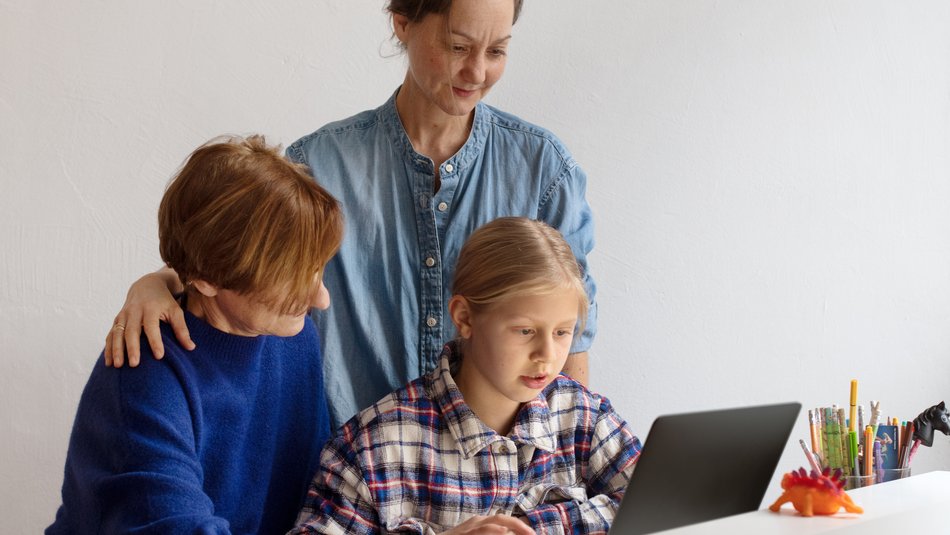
left=609, top=402, right=801, bottom=534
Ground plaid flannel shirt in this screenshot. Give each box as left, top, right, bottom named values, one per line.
left=291, top=343, right=641, bottom=534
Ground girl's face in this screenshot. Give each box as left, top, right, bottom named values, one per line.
left=450, top=290, right=579, bottom=429
left=394, top=0, right=514, bottom=117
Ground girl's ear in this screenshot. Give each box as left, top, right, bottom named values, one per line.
left=448, top=295, right=473, bottom=339
left=191, top=279, right=219, bottom=298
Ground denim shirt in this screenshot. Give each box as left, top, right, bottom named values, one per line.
left=287, top=89, right=597, bottom=427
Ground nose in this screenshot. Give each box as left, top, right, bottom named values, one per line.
left=531, top=334, right=557, bottom=363
left=310, top=280, right=331, bottom=311
left=458, top=52, right=486, bottom=86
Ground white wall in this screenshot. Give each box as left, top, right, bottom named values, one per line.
left=3, top=1, right=949, bottom=532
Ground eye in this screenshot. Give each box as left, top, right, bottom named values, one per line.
left=519, top=328, right=534, bottom=336
left=488, top=48, right=508, bottom=57
left=451, top=44, right=468, bottom=54
left=555, top=329, right=572, bottom=337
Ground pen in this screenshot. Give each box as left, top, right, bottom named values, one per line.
left=869, top=400, right=881, bottom=438
left=894, top=418, right=907, bottom=458
left=848, top=379, right=858, bottom=433
left=799, top=438, right=822, bottom=474
left=873, top=440, right=883, bottom=482
left=900, top=422, right=915, bottom=469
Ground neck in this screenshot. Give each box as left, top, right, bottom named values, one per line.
left=186, top=287, right=210, bottom=322
left=453, top=358, right=520, bottom=436
left=186, top=287, right=235, bottom=335
left=395, top=79, right=474, bottom=168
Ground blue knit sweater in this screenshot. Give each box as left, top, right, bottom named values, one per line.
left=48, top=311, right=331, bottom=534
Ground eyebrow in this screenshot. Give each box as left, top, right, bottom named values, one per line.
left=450, top=31, right=512, bottom=45
left=506, top=315, right=578, bottom=326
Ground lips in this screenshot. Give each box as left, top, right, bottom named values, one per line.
left=520, top=373, right=548, bottom=390
left=452, top=87, right=477, bottom=98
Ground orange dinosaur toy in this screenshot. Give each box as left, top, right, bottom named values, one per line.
left=769, top=467, right=864, bottom=517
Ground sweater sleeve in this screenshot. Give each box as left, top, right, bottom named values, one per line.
left=520, top=397, right=641, bottom=534
left=51, top=355, right=231, bottom=534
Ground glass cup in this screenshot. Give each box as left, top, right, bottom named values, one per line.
left=878, top=467, right=911, bottom=484
left=843, top=473, right=874, bottom=490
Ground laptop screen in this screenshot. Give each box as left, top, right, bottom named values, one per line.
left=609, top=402, right=801, bottom=534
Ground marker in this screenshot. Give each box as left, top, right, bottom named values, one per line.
left=848, top=431, right=860, bottom=475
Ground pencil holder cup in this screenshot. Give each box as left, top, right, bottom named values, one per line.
left=843, top=473, right=874, bottom=490
left=879, top=467, right=911, bottom=484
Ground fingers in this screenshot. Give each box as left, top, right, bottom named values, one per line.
left=167, top=306, right=195, bottom=352
left=443, top=515, right=533, bottom=535
left=105, top=318, right=127, bottom=368
left=104, top=330, right=115, bottom=367
left=123, top=309, right=145, bottom=368
left=143, top=317, right=164, bottom=361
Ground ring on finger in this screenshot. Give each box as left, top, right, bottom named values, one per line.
left=113, top=323, right=126, bottom=332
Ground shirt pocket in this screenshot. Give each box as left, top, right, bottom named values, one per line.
left=516, top=480, right=590, bottom=512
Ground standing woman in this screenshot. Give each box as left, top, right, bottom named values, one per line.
left=106, top=0, right=597, bottom=428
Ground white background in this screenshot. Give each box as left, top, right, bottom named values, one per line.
left=2, top=1, right=949, bottom=532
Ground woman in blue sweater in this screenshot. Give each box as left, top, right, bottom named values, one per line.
left=47, top=135, right=344, bottom=534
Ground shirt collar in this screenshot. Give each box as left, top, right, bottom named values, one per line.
left=378, top=87, right=490, bottom=176
left=426, top=342, right=557, bottom=459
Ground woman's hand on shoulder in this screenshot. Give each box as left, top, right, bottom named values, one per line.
left=440, top=514, right=533, bottom=535
left=104, top=267, right=194, bottom=368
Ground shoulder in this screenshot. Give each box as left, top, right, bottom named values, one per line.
left=480, top=103, right=577, bottom=164
left=543, top=375, right=618, bottom=425
left=333, top=377, right=438, bottom=452
left=69, top=331, right=198, bottom=461
left=287, top=107, right=383, bottom=160
left=542, top=376, right=641, bottom=458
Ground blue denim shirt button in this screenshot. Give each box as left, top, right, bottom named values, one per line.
left=425, top=257, right=436, bottom=267
left=426, top=316, right=438, bottom=328
left=444, top=163, right=454, bottom=173
left=437, top=201, right=448, bottom=212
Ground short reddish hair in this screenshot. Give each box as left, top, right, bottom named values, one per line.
left=158, top=135, right=343, bottom=313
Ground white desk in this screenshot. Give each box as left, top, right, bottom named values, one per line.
left=656, top=470, right=950, bottom=534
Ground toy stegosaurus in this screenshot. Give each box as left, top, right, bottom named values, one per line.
left=769, top=467, right=864, bottom=517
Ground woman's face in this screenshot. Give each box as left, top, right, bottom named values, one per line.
left=394, top=0, right=514, bottom=117
left=193, top=275, right=331, bottom=338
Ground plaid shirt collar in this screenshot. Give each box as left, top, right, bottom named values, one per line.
left=426, top=342, right=558, bottom=459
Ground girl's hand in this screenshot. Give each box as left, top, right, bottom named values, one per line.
left=104, top=268, right=193, bottom=367
left=440, top=515, right=533, bottom=535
